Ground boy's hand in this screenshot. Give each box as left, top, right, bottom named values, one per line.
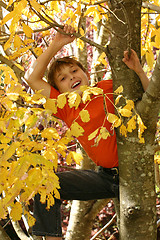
left=122, top=49, right=143, bottom=74
left=54, top=24, right=76, bottom=46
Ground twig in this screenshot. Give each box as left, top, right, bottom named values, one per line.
left=90, top=213, right=117, bottom=240
left=100, top=4, right=126, bottom=25
left=27, top=0, right=106, bottom=53
left=117, top=0, right=131, bottom=56
left=142, top=2, right=160, bottom=14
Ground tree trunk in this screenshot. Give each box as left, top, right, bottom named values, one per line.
left=107, top=1, right=158, bottom=239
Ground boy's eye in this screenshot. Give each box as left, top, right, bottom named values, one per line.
left=73, top=69, right=77, bottom=73
left=61, top=77, right=65, bottom=81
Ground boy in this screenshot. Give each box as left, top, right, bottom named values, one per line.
left=27, top=25, right=149, bottom=240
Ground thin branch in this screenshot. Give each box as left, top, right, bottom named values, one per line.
left=0, top=54, right=24, bottom=82
left=117, top=0, right=131, bottom=55
left=0, top=1, right=13, bottom=12
left=142, top=2, right=160, bottom=13
left=90, top=213, right=117, bottom=240
left=27, top=0, right=106, bottom=52
left=100, top=4, right=126, bottom=25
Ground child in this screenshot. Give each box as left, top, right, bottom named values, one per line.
left=26, top=25, right=149, bottom=240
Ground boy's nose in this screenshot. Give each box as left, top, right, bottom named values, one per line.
left=70, top=75, right=74, bottom=80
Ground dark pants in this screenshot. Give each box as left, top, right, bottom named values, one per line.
left=32, top=167, right=119, bottom=237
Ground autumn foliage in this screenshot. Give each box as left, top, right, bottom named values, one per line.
left=0, top=0, right=160, bottom=229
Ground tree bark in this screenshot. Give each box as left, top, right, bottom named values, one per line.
left=107, top=0, right=159, bottom=239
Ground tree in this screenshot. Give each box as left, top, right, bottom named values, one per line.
left=0, top=1, right=160, bottom=240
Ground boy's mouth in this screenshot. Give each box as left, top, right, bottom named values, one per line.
left=71, top=81, right=81, bottom=89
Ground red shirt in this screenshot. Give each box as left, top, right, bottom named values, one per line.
left=50, top=80, right=118, bottom=168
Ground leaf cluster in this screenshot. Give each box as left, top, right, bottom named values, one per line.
left=0, top=65, right=82, bottom=224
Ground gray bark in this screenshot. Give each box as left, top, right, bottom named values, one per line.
left=107, top=0, right=159, bottom=239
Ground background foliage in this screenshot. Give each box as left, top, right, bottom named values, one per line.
left=0, top=0, right=160, bottom=239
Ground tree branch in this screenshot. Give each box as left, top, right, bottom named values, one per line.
left=0, top=54, right=24, bottom=82
left=90, top=213, right=117, bottom=240
left=136, top=51, right=160, bottom=127
left=27, top=0, right=106, bottom=52
left=142, top=1, right=160, bottom=13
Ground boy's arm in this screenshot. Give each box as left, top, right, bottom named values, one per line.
left=122, top=49, right=149, bottom=91
left=26, top=25, right=76, bottom=98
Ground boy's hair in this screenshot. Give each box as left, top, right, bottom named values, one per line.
left=48, top=56, right=86, bottom=90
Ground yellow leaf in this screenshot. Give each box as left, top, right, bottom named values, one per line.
left=94, top=9, right=102, bottom=23
left=66, top=152, right=72, bottom=165
left=56, top=142, right=67, bottom=157
left=70, top=122, right=84, bottom=138
left=46, top=194, right=55, bottom=209
left=1, top=97, right=16, bottom=110
left=14, top=156, right=30, bottom=178
left=54, top=189, right=60, bottom=199
left=124, top=100, right=134, bottom=111
left=146, top=49, right=154, bottom=69
left=24, top=211, right=36, bottom=227
left=82, top=89, right=91, bottom=103
left=41, top=128, right=59, bottom=139
left=25, top=114, right=38, bottom=128
left=0, top=200, right=7, bottom=219
left=1, top=141, right=20, bottom=162
left=14, top=35, right=23, bottom=49
left=1, top=11, right=15, bottom=25
left=43, top=150, right=58, bottom=170
left=127, top=115, right=137, bottom=132
left=0, top=134, right=11, bottom=144
left=100, top=127, right=110, bottom=139
left=119, top=108, right=132, bottom=117
left=68, top=92, right=81, bottom=109
left=77, top=38, right=84, bottom=50
left=22, top=23, right=33, bottom=38
left=10, top=202, right=22, bottom=221
left=0, top=121, right=7, bottom=133
left=107, top=113, right=120, bottom=125
left=57, top=93, right=67, bottom=109
left=9, top=46, right=32, bottom=60
left=84, top=6, right=96, bottom=17
left=34, top=47, right=43, bottom=56
left=4, top=37, right=12, bottom=51
left=79, top=109, right=90, bottom=122
left=7, top=0, right=14, bottom=8
left=94, top=134, right=102, bottom=146
left=115, top=95, right=123, bottom=105
left=90, top=87, right=103, bottom=95
left=71, top=151, right=83, bottom=164
left=45, top=98, right=57, bottom=114
left=114, top=85, right=123, bottom=94
left=120, top=124, right=127, bottom=137
left=30, top=0, right=43, bottom=12
left=50, top=1, right=60, bottom=12
left=88, top=128, right=99, bottom=141
left=137, top=115, right=147, bottom=143
left=31, top=91, right=46, bottom=104
left=79, top=27, right=85, bottom=36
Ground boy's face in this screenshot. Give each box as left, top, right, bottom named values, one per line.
left=54, top=64, right=89, bottom=94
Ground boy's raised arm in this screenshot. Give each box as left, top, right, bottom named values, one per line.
left=122, top=49, right=150, bottom=91
left=26, top=25, right=76, bottom=98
